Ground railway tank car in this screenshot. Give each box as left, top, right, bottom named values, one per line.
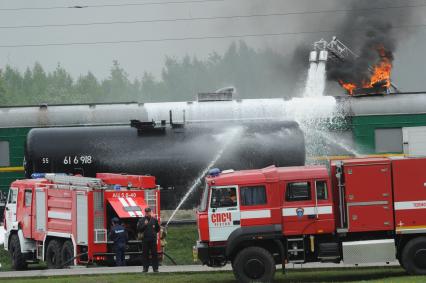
left=24, top=120, right=306, bottom=210
left=0, top=97, right=300, bottom=205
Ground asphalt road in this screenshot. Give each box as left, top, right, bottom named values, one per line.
left=0, top=262, right=399, bottom=278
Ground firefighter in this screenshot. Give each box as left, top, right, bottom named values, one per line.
left=137, top=207, right=160, bottom=272
left=108, top=217, right=128, bottom=266
left=222, top=189, right=237, bottom=207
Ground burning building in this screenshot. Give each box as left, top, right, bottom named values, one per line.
left=320, top=0, right=411, bottom=96
left=310, top=36, right=397, bottom=96
left=339, top=45, right=394, bottom=95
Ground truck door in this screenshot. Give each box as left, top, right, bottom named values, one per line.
left=22, top=189, right=33, bottom=238
left=5, top=187, right=18, bottom=232
left=208, top=186, right=241, bottom=242
left=282, top=180, right=334, bottom=236
left=282, top=181, right=316, bottom=235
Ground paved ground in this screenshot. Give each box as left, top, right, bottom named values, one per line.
left=0, top=262, right=399, bottom=278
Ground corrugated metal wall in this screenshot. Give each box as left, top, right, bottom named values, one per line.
left=351, top=114, right=426, bottom=154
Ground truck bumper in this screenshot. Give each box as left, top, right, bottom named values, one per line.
left=195, top=242, right=226, bottom=267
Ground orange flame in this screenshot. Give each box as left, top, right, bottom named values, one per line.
left=339, top=80, right=357, bottom=95
left=363, top=56, right=392, bottom=88
left=339, top=46, right=392, bottom=95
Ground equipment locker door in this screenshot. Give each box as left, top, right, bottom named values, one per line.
left=344, top=163, right=394, bottom=232
left=208, top=186, right=241, bottom=242
left=22, top=189, right=33, bottom=238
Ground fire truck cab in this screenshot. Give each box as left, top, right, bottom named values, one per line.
left=4, top=173, right=162, bottom=270
left=195, top=157, right=426, bottom=283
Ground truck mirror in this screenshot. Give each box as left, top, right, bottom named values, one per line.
left=210, top=197, right=219, bottom=208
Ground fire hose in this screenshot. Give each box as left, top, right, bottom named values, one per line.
left=163, top=252, right=177, bottom=265
left=160, top=225, right=177, bottom=265
left=60, top=252, right=89, bottom=268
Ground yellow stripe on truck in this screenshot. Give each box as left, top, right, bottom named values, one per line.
left=310, top=153, right=407, bottom=161
left=0, top=166, right=25, bottom=173
left=396, top=225, right=426, bottom=231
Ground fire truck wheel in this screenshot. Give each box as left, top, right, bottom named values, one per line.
left=398, top=257, right=405, bottom=269
left=9, top=234, right=27, bottom=270
left=401, top=236, right=426, bottom=275
left=46, top=239, right=63, bottom=269
left=61, top=240, right=74, bottom=267
left=233, top=246, right=275, bottom=283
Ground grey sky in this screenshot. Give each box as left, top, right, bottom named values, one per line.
left=0, top=0, right=425, bottom=92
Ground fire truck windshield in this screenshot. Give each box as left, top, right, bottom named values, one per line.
left=199, top=183, right=209, bottom=212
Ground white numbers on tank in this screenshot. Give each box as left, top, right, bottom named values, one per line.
left=63, top=155, right=93, bottom=165
left=81, top=155, right=92, bottom=164
left=42, top=157, right=49, bottom=164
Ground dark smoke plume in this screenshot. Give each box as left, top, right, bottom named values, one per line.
left=326, top=0, right=413, bottom=86
left=218, top=0, right=416, bottom=95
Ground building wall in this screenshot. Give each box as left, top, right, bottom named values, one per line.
left=351, top=114, right=426, bottom=154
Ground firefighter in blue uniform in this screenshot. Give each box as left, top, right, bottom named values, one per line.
left=137, top=207, right=160, bottom=272
left=108, top=217, right=128, bottom=266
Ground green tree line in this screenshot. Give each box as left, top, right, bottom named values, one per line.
left=0, top=41, right=307, bottom=106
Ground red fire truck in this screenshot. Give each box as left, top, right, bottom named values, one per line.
left=195, top=157, right=426, bottom=282
left=4, top=173, right=162, bottom=270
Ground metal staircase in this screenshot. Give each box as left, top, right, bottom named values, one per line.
left=286, top=238, right=306, bottom=263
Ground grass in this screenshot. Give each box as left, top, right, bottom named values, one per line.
left=162, top=224, right=198, bottom=265
left=0, top=266, right=425, bottom=282
left=0, top=246, right=46, bottom=272
left=0, top=245, right=11, bottom=271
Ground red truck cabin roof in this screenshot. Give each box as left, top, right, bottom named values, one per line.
left=11, top=178, right=49, bottom=187
left=207, top=165, right=328, bottom=186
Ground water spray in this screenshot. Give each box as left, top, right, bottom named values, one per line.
left=165, top=127, right=242, bottom=227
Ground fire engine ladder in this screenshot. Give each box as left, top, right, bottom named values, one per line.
left=44, top=174, right=104, bottom=190
left=323, top=36, right=358, bottom=61
left=144, top=189, right=158, bottom=213
left=286, top=238, right=306, bottom=263
left=335, top=161, right=348, bottom=233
